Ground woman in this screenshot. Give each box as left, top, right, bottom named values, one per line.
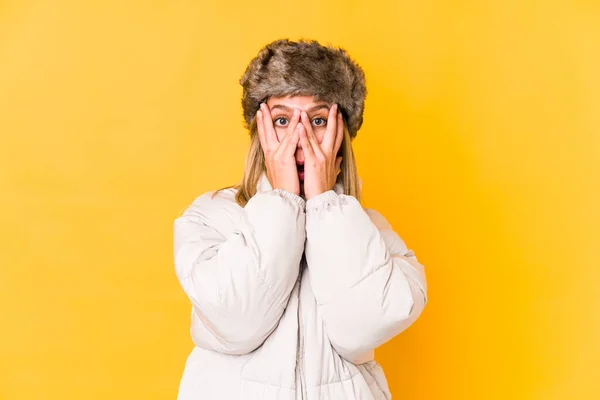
left=174, top=39, right=427, bottom=399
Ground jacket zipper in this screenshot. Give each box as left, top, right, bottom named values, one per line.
left=298, top=256, right=306, bottom=399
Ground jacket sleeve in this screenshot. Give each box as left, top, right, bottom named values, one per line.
left=174, top=189, right=306, bottom=355
left=305, top=190, right=427, bottom=364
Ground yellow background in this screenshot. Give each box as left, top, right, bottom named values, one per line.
left=1, top=1, right=599, bottom=399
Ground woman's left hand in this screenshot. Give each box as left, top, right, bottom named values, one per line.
left=298, top=104, right=344, bottom=200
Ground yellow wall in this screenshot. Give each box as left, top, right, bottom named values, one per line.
left=1, top=1, right=598, bottom=399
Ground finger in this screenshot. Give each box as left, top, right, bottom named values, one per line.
left=273, top=108, right=301, bottom=157
left=321, top=103, right=338, bottom=152
left=256, top=110, right=269, bottom=153
left=333, top=111, right=344, bottom=155
left=298, top=123, right=315, bottom=159
left=275, top=111, right=301, bottom=157
left=260, top=103, right=279, bottom=145
left=280, top=122, right=301, bottom=158
left=286, top=108, right=301, bottom=137
left=300, top=111, right=323, bottom=158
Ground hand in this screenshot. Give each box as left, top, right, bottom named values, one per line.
left=256, top=103, right=303, bottom=196
left=298, top=104, right=343, bottom=200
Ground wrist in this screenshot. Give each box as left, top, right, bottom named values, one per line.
left=305, top=186, right=327, bottom=200
left=304, top=180, right=335, bottom=199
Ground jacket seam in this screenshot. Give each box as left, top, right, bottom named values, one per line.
left=310, top=371, right=362, bottom=388
left=361, top=362, right=390, bottom=399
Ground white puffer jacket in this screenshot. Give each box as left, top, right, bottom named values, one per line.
left=174, top=173, right=427, bottom=399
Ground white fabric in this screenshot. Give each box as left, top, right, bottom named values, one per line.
left=174, top=173, right=427, bottom=399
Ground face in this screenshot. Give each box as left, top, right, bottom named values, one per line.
left=265, top=95, right=331, bottom=189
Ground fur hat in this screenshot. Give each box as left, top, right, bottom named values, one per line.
left=240, top=39, right=367, bottom=138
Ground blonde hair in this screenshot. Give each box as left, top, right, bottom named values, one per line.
left=214, top=116, right=361, bottom=207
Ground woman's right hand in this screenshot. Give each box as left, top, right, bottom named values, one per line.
left=256, top=103, right=302, bottom=195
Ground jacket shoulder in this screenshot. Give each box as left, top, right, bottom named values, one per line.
left=175, top=187, right=242, bottom=229
left=187, top=187, right=238, bottom=210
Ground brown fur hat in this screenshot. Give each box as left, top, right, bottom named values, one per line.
left=240, top=39, right=367, bottom=138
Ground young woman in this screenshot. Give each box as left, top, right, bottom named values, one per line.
left=174, top=39, right=427, bottom=399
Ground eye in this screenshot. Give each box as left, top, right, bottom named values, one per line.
left=312, top=117, right=327, bottom=127
left=273, top=117, right=289, bottom=127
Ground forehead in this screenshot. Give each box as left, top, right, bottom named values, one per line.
left=266, top=95, right=329, bottom=111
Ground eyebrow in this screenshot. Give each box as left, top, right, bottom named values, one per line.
left=270, top=104, right=330, bottom=113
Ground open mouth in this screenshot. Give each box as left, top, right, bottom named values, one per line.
left=297, top=163, right=305, bottom=180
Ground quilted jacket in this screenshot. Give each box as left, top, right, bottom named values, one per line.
left=174, top=173, right=427, bottom=399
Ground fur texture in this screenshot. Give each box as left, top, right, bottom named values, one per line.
left=240, top=39, right=367, bottom=138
